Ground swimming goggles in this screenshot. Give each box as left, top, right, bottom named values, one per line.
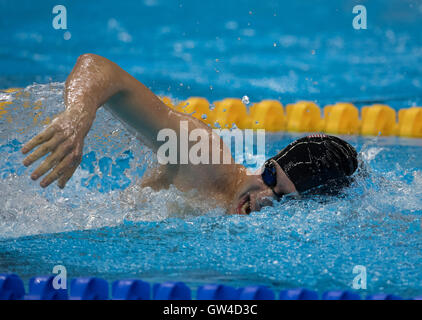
left=261, top=159, right=283, bottom=201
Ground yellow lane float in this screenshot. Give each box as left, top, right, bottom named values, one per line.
left=4, top=88, right=421, bottom=138
left=0, top=101, right=12, bottom=118
left=285, top=101, right=321, bottom=132
left=159, top=96, right=175, bottom=109
left=323, top=103, right=360, bottom=135
left=177, top=97, right=212, bottom=122
left=158, top=96, right=421, bottom=138
left=397, top=107, right=422, bottom=138
left=249, top=100, right=285, bottom=131
left=1, top=88, right=22, bottom=93
left=212, top=98, right=250, bottom=129
left=361, top=104, right=397, bottom=136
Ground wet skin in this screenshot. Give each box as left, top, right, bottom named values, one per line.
left=21, top=54, right=296, bottom=214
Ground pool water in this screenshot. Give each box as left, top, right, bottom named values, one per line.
left=1, top=0, right=422, bottom=298
left=1, top=84, right=422, bottom=298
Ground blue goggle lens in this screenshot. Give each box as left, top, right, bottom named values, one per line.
left=261, top=161, right=277, bottom=187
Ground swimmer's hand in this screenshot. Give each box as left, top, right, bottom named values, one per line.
left=21, top=109, right=94, bottom=188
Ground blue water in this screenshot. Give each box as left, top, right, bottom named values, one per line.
left=1, top=0, right=422, bottom=107
left=1, top=0, right=422, bottom=298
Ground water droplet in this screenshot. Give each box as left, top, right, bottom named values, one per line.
left=242, top=95, right=250, bottom=105
left=63, top=31, right=71, bottom=40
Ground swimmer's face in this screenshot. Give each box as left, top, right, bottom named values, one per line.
left=232, top=161, right=297, bottom=215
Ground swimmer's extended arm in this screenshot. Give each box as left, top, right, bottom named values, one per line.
left=21, top=53, right=198, bottom=188
left=65, top=53, right=186, bottom=149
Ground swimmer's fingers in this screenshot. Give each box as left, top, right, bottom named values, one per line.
left=40, top=151, right=82, bottom=188
left=29, top=142, right=73, bottom=180
left=57, top=164, right=79, bottom=189
left=22, top=134, right=64, bottom=167
left=21, top=126, right=56, bottom=155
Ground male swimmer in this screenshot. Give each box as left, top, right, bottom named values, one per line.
left=21, top=54, right=358, bottom=215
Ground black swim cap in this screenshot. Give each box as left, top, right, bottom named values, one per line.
left=270, top=134, right=358, bottom=193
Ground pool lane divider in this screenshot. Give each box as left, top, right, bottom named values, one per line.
left=2, top=88, right=421, bottom=138
left=1, top=273, right=421, bottom=300
left=161, top=97, right=422, bottom=138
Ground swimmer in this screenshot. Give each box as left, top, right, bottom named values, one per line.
left=20, top=54, right=358, bottom=215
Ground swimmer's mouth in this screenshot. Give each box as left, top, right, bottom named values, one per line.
left=237, top=194, right=251, bottom=215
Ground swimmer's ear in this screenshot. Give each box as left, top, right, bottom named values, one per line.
left=271, top=159, right=297, bottom=195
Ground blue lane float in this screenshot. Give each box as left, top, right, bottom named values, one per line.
left=366, top=293, right=402, bottom=300
left=112, top=279, right=150, bottom=300
left=0, top=274, right=25, bottom=300
left=0, top=273, right=416, bottom=300
left=197, top=284, right=238, bottom=300
left=237, top=286, right=275, bottom=300
left=279, top=288, right=318, bottom=300
left=322, top=290, right=361, bottom=300
left=153, top=282, right=192, bottom=300
left=25, top=276, right=68, bottom=300
left=70, top=277, right=109, bottom=300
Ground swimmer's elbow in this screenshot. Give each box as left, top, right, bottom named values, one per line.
left=69, top=53, right=123, bottom=92
left=75, top=53, right=116, bottom=74
left=77, top=53, right=102, bottom=64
